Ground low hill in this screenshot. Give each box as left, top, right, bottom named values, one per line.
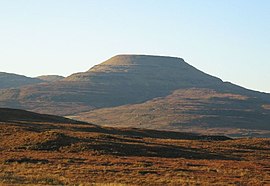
left=0, top=108, right=83, bottom=124
left=0, top=72, right=44, bottom=89
left=0, top=107, right=228, bottom=140
left=71, top=88, right=270, bottom=137
left=36, top=75, right=65, bottom=82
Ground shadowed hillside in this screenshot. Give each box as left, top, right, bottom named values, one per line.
left=0, top=72, right=44, bottom=89
left=0, top=108, right=83, bottom=124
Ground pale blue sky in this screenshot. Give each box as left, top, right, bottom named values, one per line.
left=0, top=0, right=269, bottom=92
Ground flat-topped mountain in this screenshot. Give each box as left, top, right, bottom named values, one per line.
left=0, top=55, right=228, bottom=115
left=65, top=55, right=223, bottom=88
left=0, top=55, right=270, bottom=136
left=0, top=72, right=44, bottom=89
left=0, top=55, right=238, bottom=114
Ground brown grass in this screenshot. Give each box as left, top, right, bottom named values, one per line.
left=0, top=120, right=269, bottom=185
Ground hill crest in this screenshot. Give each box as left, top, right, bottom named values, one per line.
left=0, top=72, right=44, bottom=89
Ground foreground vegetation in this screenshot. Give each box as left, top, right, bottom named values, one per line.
left=0, top=118, right=269, bottom=185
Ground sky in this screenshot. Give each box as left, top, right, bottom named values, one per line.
left=0, top=0, right=269, bottom=93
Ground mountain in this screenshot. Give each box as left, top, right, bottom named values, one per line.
left=0, top=72, right=44, bottom=89
left=0, top=108, right=269, bottom=185
left=0, top=55, right=270, bottom=136
left=0, top=55, right=259, bottom=113
left=36, top=75, right=65, bottom=82
left=1, top=55, right=228, bottom=115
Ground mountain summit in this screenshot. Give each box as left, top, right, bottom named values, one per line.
left=61, top=55, right=225, bottom=109
left=66, top=55, right=222, bottom=87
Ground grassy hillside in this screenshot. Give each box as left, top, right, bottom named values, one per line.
left=0, top=108, right=269, bottom=185
left=71, top=88, right=270, bottom=137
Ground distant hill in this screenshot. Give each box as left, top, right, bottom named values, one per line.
left=0, top=72, right=44, bottom=89
left=36, top=75, right=65, bottom=82
left=71, top=88, right=270, bottom=137
left=0, top=55, right=270, bottom=136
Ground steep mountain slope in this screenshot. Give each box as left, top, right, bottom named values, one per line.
left=71, top=88, right=270, bottom=137
left=0, top=72, right=44, bottom=89
left=36, top=75, right=65, bottom=82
